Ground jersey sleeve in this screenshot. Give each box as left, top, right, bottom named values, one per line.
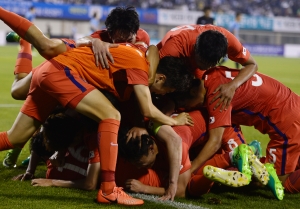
left=90, top=30, right=101, bottom=39
left=85, top=135, right=100, bottom=164
left=158, top=34, right=185, bottom=59
left=126, top=68, right=148, bottom=86
left=204, top=71, right=232, bottom=130
left=221, top=28, right=250, bottom=64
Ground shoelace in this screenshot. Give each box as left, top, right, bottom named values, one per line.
left=115, top=187, right=131, bottom=197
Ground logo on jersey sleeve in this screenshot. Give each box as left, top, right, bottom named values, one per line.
left=209, top=116, right=215, bottom=124
left=89, top=151, right=95, bottom=159
left=242, top=47, right=247, bottom=56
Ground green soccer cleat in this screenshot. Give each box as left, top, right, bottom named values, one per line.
left=265, top=163, right=284, bottom=200
left=3, top=147, right=22, bottom=168
left=249, top=140, right=263, bottom=159
left=6, top=31, right=20, bottom=43
left=232, top=144, right=253, bottom=183
left=203, top=165, right=250, bottom=187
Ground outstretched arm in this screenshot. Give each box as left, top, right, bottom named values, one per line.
left=155, top=125, right=181, bottom=200
left=31, top=162, right=100, bottom=191
left=133, top=84, right=194, bottom=126
left=125, top=169, right=190, bottom=198
left=12, top=150, right=40, bottom=181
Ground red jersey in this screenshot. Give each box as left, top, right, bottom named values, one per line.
left=52, top=44, right=149, bottom=101
left=157, top=24, right=250, bottom=78
left=204, top=66, right=300, bottom=134
left=90, top=28, right=150, bottom=47
left=46, top=134, right=99, bottom=180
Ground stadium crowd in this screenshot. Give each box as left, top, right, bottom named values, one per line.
left=18, top=0, right=300, bottom=17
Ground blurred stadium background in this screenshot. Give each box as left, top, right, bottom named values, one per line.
left=0, top=0, right=300, bottom=59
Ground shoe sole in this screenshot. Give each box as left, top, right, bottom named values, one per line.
left=249, top=153, right=269, bottom=185
left=265, top=163, right=284, bottom=200
left=204, top=165, right=249, bottom=187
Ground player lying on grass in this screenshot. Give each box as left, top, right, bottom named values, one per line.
left=0, top=34, right=195, bottom=207
left=157, top=24, right=258, bottom=111
left=174, top=64, right=300, bottom=200
left=118, top=118, right=270, bottom=198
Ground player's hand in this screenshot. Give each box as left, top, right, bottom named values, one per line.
left=91, top=38, right=119, bottom=68
left=12, top=172, right=34, bottom=181
left=31, top=179, right=53, bottom=187
left=173, top=112, right=194, bottom=126
left=125, top=179, right=145, bottom=193
left=126, top=127, right=149, bottom=143
left=159, top=182, right=177, bottom=201
left=49, top=151, right=66, bottom=167
left=210, top=82, right=236, bottom=112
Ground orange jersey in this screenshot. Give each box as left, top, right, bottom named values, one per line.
left=157, top=24, right=250, bottom=78
left=52, top=44, right=149, bottom=101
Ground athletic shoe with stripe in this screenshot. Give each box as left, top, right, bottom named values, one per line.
left=249, top=140, right=262, bottom=159
left=97, top=187, right=144, bottom=206
left=203, top=165, right=250, bottom=187
left=265, top=163, right=284, bottom=200
left=248, top=150, right=269, bottom=185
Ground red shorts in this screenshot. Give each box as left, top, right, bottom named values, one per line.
left=21, top=60, right=95, bottom=122
left=221, top=125, right=246, bottom=152
left=265, top=119, right=300, bottom=175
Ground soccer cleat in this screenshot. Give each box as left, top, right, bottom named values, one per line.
left=249, top=140, right=262, bottom=159
left=2, top=147, right=22, bottom=168
left=6, top=31, right=20, bottom=42
left=203, top=165, right=249, bottom=187
left=97, top=187, right=144, bottom=205
left=248, top=150, right=269, bottom=185
left=232, top=144, right=253, bottom=183
left=21, top=156, right=31, bottom=166
left=265, top=163, right=284, bottom=200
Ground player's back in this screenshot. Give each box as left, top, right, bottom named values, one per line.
left=53, top=44, right=149, bottom=100
left=205, top=66, right=300, bottom=133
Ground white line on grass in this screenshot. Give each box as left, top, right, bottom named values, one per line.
left=130, top=193, right=209, bottom=209
left=0, top=104, right=22, bottom=108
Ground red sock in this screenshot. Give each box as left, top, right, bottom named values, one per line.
left=0, top=7, right=33, bottom=38
left=188, top=153, right=231, bottom=197
left=98, top=119, right=120, bottom=194
left=284, top=169, right=300, bottom=193
left=14, top=39, right=32, bottom=74
left=0, top=132, right=14, bottom=151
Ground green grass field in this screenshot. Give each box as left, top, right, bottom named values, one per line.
left=0, top=45, right=299, bottom=209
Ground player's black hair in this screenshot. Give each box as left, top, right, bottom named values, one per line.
left=29, top=130, right=54, bottom=159
left=43, top=113, right=83, bottom=151
left=156, top=56, right=194, bottom=92
left=118, top=126, right=154, bottom=162
left=195, top=30, right=228, bottom=67
left=203, top=6, right=212, bottom=12
left=105, top=6, right=139, bottom=38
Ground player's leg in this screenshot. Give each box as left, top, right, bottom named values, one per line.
left=0, top=7, right=67, bottom=59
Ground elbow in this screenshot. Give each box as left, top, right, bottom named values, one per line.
left=11, top=90, right=26, bottom=100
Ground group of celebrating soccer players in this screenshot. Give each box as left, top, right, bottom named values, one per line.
left=0, top=5, right=299, bottom=206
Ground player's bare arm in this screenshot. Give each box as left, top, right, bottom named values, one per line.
left=190, top=127, right=225, bottom=173
left=132, top=84, right=193, bottom=126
